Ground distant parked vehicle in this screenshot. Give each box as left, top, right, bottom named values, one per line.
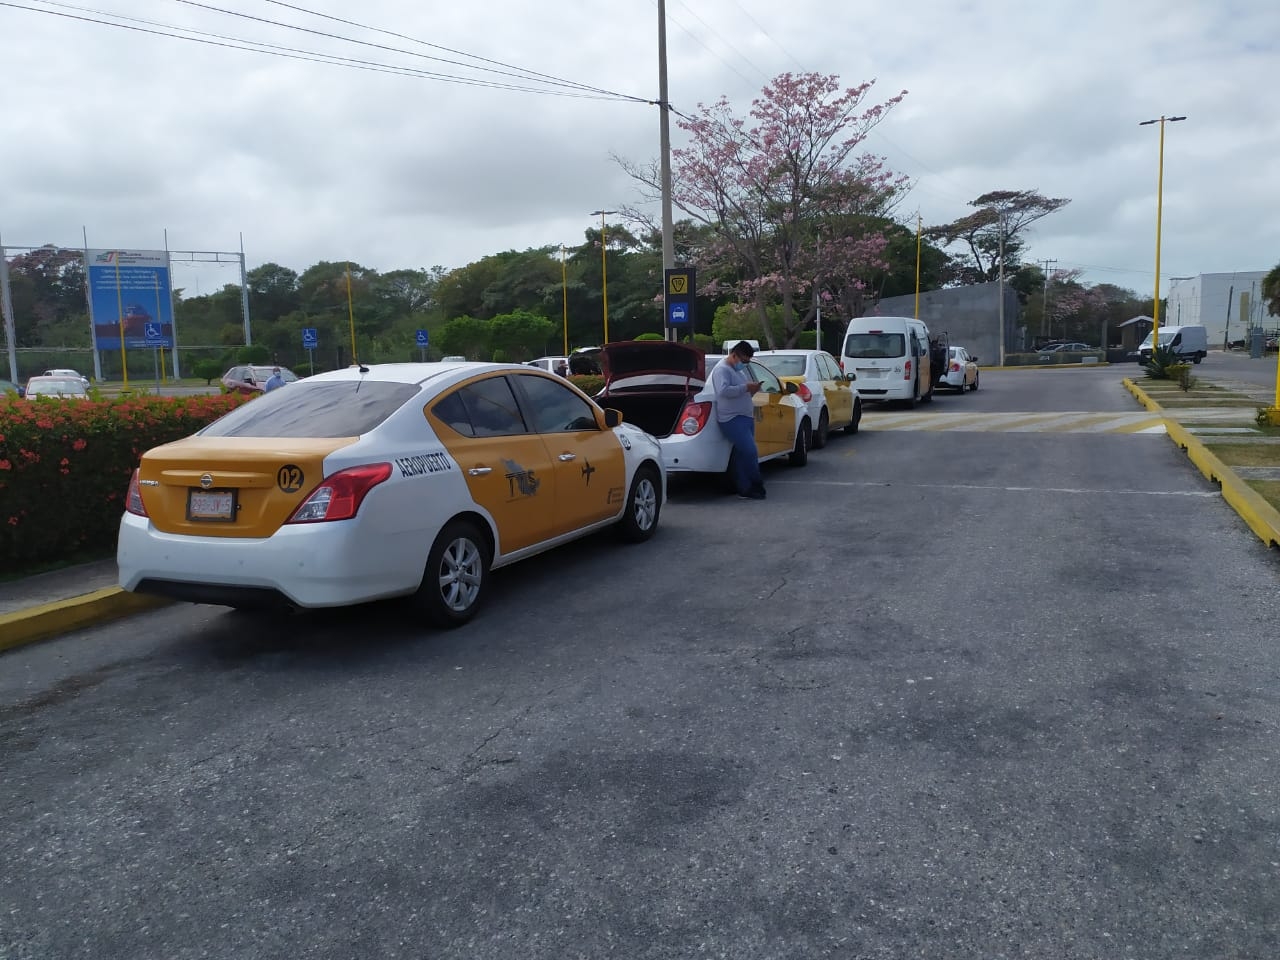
left=220, top=364, right=299, bottom=395
left=942, top=346, right=980, bottom=391
left=42, top=367, right=90, bottom=385
left=24, top=376, right=88, bottom=400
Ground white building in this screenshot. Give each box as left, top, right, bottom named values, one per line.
left=1165, top=272, right=1272, bottom=348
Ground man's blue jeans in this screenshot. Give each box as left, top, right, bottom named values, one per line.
left=717, top=415, right=763, bottom=495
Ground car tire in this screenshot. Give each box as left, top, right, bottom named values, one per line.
left=413, top=519, right=490, bottom=628
left=972, top=372, right=980, bottom=392
left=789, top=418, right=811, bottom=467
left=814, top=409, right=830, bottom=449
left=616, top=464, right=661, bottom=542
left=921, top=379, right=934, bottom=403
left=907, top=380, right=919, bottom=409
left=844, top=398, right=862, bottom=434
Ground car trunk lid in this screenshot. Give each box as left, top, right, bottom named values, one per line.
left=597, top=341, right=706, bottom=393
left=137, top=435, right=359, bottom=538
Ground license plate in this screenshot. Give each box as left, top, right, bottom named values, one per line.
left=188, top=489, right=236, bottom=522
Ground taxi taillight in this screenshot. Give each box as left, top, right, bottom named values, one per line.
left=678, top=401, right=711, bottom=436
left=951, top=361, right=961, bottom=372
left=286, top=463, right=393, bottom=524
left=795, top=383, right=812, bottom=402
left=125, top=468, right=148, bottom=517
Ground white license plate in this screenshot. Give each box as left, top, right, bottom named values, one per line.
left=857, top=368, right=887, bottom=379
left=188, top=489, right=235, bottom=521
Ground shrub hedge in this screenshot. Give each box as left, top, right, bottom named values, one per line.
left=0, top=392, right=249, bottom=574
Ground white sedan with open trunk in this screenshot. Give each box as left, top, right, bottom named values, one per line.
left=592, top=341, right=811, bottom=478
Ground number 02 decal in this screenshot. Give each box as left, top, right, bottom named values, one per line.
left=277, top=464, right=305, bottom=493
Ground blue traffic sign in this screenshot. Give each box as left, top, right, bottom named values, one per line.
left=668, top=302, right=689, bottom=325
left=415, top=329, right=430, bottom=348
left=302, top=327, right=318, bottom=349
left=143, top=321, right=164, bottom=344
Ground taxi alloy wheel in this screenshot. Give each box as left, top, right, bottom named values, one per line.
left=844, top=398, right=862, bottom=434
left=789, top=418, right=811, bottom=467
left=814, top=409, right=830, bottom=449
left=617, top=465, right=661, bottom=542
left=418, top=519, right=490, bottom=627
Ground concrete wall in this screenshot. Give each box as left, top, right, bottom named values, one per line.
left=870, top=282, right=1021, bottom=365
left=1166, top=272, right=1270, bottom=348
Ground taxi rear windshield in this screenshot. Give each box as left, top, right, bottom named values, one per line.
left=760, top=356, right=806, bottom=377
left=844, top=333, right=905, bottom=358
left=200, top=381, right=418, bottom=438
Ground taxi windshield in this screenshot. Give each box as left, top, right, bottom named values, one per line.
left=200, top=381, right=418, bottom=438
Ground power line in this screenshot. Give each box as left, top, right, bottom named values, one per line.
left=1, top=1, right=651, bottom=101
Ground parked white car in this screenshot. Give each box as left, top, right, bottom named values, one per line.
left=592, top=341, right=811, bottom=477
left=941, top=346, right=979, bottom=391
left=42, top=367, right=90, bottom=385
left=755, top=349, right=861, bottom=447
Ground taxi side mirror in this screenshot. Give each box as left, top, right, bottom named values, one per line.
left=603, top=408, right=623, bottom=427
left=783, top=381, right=798, bottom=395
left=845, top=372, right=857, bottom=382
left=970, top=357, right=979, bottom=364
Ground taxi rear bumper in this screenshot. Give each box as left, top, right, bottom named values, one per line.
left=117, top=513, right=427, bottom=608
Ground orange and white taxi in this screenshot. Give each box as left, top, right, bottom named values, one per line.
left=117, top=362, right=665, bottom=625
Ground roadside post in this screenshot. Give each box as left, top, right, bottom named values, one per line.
left=664, top=267, right=696, bottom=340
left=416, top=328, right=429, bottom=361
left=144, top=321, right=164, bottom=393
left=302, top=327, right=318, bottom=376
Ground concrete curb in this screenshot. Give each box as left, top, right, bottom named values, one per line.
left=0, top=589, right=170, bottom=655
left=1124, top=378, right=1280, bottom=550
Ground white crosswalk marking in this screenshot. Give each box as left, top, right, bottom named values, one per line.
left=862, top=411, right=1167, bottom=434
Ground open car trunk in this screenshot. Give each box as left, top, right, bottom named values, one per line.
left=596, top=341, right=707, bottom=439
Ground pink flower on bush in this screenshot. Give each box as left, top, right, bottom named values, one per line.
left=73, top=438, right=87, bottom=451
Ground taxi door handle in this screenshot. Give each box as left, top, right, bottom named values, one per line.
left=468, top=466, right=493, bottom=476
left=557, top=453, right=576, bottom=462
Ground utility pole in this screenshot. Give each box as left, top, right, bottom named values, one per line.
left=1040, top=258, right=1057, bottom=337
left=657, top=0, right=675, bottom=341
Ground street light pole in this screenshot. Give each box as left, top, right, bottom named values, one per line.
left=1139, top=115, right=1186, bottom=354
left=590, top=210, right=616, bottom=344
left=997, top=215, right=1006, bottom=367
left=657, top=0, right=675, bottom=341
left=560, top=244, right=569, bottom=356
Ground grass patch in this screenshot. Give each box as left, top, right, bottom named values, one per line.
left=1203, top=444, right=1280, bottom=468
left=1244, top=480, right=1280, bottom=513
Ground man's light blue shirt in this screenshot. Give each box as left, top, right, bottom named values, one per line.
left=709, top=359, right=753, bottom=422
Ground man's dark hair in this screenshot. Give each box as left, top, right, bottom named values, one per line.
left=732, top=341, right=755, bottom=359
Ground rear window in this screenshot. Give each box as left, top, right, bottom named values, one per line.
left=760, top=356, right=806, bottom=377
left=199, top=381, right=418, bottom=438
left=844, top=333, right=905, bottom=358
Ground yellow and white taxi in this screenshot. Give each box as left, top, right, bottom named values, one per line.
left=754, top=349, right=862, bottom=448
left=117, top=362, right=665, bottom=626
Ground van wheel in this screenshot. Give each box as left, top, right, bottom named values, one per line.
left=921, top=380, right=934, bottom=403
left=814, top=409, right=830, bottom=449
left=616, top=465, right=660, bottom=542
left=1193, top=353, right=1204, bottom=364
left=844, top=398, right=862, bottom=434
left=412, top=519, right=490, bottom=628
left=906, top=381, right=919, bottom=409
left=789, top=419, right=811, bottom=467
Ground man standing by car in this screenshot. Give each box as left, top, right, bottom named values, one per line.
left=711, top=341, right=765, bottom=500
left=264, top=367, right=286, bottom=392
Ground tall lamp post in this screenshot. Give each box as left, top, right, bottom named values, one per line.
left=590, top=209, right=616, bottom=344
left=560, top=244, right=569, bottom=356
left=1139, top=115, right=1186, bottom=354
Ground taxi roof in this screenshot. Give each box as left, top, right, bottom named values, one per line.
left=305, top=361, right=532, bottom=387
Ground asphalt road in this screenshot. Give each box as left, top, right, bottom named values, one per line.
left=4, top=366, right=1280, bottom=959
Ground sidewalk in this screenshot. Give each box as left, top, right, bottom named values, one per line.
left=0, top=558, right=167, bottom=654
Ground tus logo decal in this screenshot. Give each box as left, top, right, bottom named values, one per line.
left=503, top=459, right=540, bottom=498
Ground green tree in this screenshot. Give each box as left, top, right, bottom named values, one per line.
left=928, top=189, right=1070, bottom=284
left=488, top=310, right=556, bottom=361
left=246, top=262, right=300, bottom=324
left=434, top=316, right=491, bottom=359
left=1263, top=262, right=1280, bottom=317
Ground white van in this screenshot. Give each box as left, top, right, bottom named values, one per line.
left=840, top=316, right=935, bottom=406
left=1137, top=324, right=1208, bottom=364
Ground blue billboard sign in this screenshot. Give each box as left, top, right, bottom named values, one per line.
left=86, top=250, right=174, bottom=350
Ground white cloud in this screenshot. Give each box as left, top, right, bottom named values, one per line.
left=1, top=0, right=1277, bottom=300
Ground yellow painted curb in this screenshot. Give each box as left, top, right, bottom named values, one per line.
left=0, top=588, right=170, bottom=654
left=1124, top=378, right=1280, bottom=549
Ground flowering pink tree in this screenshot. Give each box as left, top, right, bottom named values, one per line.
left=621, top=73, right=908, bottom=346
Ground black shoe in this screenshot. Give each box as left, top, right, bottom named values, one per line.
left=738, top=491, right=766, bottom=500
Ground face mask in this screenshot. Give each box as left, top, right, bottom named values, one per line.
left=732, top=360, right=744, bottom=371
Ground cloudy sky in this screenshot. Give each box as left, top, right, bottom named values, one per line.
left=1, top=0, right=1277, bottom=301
